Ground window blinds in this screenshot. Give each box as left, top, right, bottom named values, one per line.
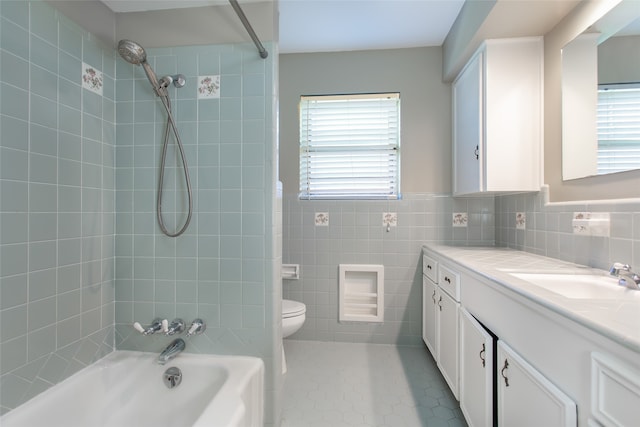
left=597, top=84, right=640, bottom=175
left=299, top=93, right=400, bottom=200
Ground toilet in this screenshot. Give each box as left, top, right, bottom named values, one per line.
left=282, top=299, right=306, bottom=373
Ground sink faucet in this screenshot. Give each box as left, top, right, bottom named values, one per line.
left=609, top=263, right=640, bottom=290
left=157, top=338, right=186, bottom=365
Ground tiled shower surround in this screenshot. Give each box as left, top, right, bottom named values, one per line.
left=0, top=1, right=115, bottom=412
left=113, top=40, right=281, bottom=424
left=282, top=193, right=495, bottom=345
left=0, top=1, right=280, bottom=422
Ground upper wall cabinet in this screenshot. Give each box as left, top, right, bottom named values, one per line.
left=453, top=37, right=543, bottom=196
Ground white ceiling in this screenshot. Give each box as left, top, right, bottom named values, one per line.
left=100, top=0, right=466, bottom=53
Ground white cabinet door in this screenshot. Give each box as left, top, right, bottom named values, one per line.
left=453, top=51, right=483, bottom=195
left=452, top=37, right=542, bottom=196
left=422, top=276, right=437, bottom=356
left=438, top=290, right=460, bottom=399
left=498, top=340, right=577, bottom=427
left=460, top=309, right=493, bottom=427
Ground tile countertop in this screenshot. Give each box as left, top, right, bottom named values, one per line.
left=423, top=245, right=640, bottom=354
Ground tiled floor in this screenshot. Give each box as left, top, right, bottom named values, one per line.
left=281, top=340, right=468, bottom=427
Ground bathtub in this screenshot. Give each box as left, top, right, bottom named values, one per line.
left=0, top=350, right=264, bottom=427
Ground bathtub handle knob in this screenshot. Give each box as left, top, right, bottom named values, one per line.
left=135, top=318, right=164, bottom=335
left=133, top=322, right=145, bottom=334
left=165, top=318, right=185, bottom=336
left=186, top=319, right=206, bottom=337
left=161, top=319, right=169, bottom=334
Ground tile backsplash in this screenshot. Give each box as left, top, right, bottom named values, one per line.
left=496, top=186, right=640, bottom=271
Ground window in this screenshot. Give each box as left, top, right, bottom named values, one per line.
left=597, top=83, right=640, bottom=174
left=299, top=93, right=400, bottom=200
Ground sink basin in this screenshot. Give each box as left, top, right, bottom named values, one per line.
left=510, top=273, right=623, bottom=299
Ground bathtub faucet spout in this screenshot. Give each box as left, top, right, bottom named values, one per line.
left=157, top=338, right=186, bottom=365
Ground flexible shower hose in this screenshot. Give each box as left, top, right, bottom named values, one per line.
left=157, top=93, right=193, bottom=237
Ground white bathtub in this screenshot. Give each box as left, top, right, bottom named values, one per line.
left=0, top=350, right=264, bottom=427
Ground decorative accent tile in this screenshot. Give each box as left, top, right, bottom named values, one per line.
left=81, top=63, right=103, bottom=95
left=452, top=212, right=468, bottom=227
left=197, top=75, right=220, bottom=99
left=572, top=212, right=610, bottom=236
left=382, top=212, right=397, bottom=227
left=516, top=212, right=526, bottom=230
left=315, top=212, right=329, bottom=226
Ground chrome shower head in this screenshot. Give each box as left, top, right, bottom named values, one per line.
left=117, top=39, right=163, bottom=97
left=118, top=39, right=147, bottom=65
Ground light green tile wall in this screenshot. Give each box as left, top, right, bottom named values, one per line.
left=0, top=0, right=115, bottom=414
left=113, top=42, right=279, bottom=425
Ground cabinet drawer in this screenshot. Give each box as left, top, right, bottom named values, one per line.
left=439, top=265, right=460, bottom=301
left=423, top=254, right=438, bottom=283
left=591, top=352, right=640, bottom=427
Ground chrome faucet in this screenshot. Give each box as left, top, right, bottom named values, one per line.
left=609, top=263, right=640, bottom=290
left=157, top=338, right=186, bottom=365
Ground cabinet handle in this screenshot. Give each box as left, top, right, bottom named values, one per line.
left=438, top=296, right=443, bottom=311
left=427, top=264, right=432, bottom=270
left=479, top=343, right=486, bottom=367
left=431, top=290, right=436, bottom=304
left=501, top=359, right=510, bottom=387
left=444, top=276, right=451, bottom=284
left=474, top=145, right=479, bottom=160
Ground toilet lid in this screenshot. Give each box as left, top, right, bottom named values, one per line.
left=282, top=299, right=306, bottom=318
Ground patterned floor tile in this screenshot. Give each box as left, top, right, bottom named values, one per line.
left=281, top=341, right=468, bottom=427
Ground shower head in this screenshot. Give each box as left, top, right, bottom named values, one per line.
left=117, top=39, right=163, bottom=97
left=118, top=39, right=147, bottom=65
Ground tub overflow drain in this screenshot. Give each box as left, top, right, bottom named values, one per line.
left=163, top=367, right=182, bottom=389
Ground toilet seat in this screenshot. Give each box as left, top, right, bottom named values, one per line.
left=282, top=299, right=306, bottom=318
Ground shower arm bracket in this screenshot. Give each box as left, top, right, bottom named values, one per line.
left=228, top=0, right=268, bottom=59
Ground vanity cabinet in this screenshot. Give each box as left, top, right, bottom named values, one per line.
left=452, top=37, right=542, bottom=196
left=460, top=308, right=494, bottom=427
left=422, top=256, right=460, bottom=399
left=590, top=352, right=640, bottom=426
left=498, top=340, right=577, bottom=427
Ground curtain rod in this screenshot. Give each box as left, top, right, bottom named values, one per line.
left=228, top=0, right=268, bottom=59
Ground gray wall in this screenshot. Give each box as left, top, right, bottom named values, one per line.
left=598, top=35, right=640, bottom=84
left=279, top=47, right=495, bottom=344
left=280, top=47, right=452, bottom=195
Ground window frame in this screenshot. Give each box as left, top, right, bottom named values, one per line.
left=298, top=93, right=401, bottom=200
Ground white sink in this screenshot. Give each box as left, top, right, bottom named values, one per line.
left=510, top=273, right=624, bottom=299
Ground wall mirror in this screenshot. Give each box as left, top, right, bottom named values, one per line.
left=561, top=0, right=640, bottom=180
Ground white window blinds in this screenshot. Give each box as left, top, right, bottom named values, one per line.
left=299, top=93, right=400, bottom=200
left=597, top=83, right=640, bottom=174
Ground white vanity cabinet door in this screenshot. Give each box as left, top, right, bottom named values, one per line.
left=437, top=289, right=460, bottom=400
left=460, top=309, right=493, bottom=427
left=422, top=276, right=437, bottom=356
left=498, top=340, right=577, bottom=427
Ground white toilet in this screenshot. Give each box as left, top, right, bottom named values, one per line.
left=282, top=299, right=306, bottom=373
